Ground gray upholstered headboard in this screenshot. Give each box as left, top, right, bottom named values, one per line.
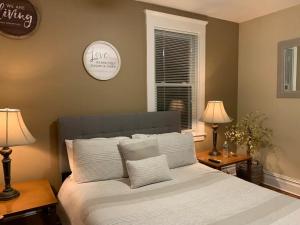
left=57, top=111, right=180, bottom=180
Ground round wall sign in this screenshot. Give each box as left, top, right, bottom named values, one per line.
left=0, top=0, right=39, bottom=38
left=83, top=41, right=121, bottom=81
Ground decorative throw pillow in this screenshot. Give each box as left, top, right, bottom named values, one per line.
left=126, top=155, right=172, bottom=189
left=65, top=136, right=129, bottom=173
left=118, top=138, right=160, bottom=161
left=72, top=137, right=129, bottom=183
left=132, top=132, right=197, bottom=169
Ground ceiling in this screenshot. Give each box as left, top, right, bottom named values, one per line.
left=136, top=0, right=300, bottom=23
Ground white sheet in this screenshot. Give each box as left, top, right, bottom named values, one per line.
left=58, top=163, right=300, bottom=225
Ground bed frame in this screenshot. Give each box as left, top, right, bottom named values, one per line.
left=57, top=111, right=181, bottom=181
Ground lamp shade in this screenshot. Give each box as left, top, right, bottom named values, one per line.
left=201, top=101, right=232, bottom=124
left=169, top=99, right=184, bottom=112
left=0, top=108, right=35, bottom=147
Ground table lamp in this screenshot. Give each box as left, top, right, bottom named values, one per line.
left=169, top=99, right=184, bottom=112
left=201, top=101, right=232, bottom=156
left=0, top=108, right=35, bottom=200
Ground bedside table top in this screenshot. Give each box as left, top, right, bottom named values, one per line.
left=0, top=179, right=57, bottom=216
left=196, top=150, right=251, bottom=169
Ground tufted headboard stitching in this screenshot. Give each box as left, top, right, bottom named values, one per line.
left=57, top=111, right=181, bottom=181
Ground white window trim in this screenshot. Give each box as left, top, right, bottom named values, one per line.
left=146, top=10, right=207, bottom=140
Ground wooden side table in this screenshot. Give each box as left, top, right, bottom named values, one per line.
left=196, top=150, right=252, bottom=177
left=0, top=179, right=57, bottom=225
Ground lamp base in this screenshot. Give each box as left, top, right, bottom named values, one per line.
left=209, top=149, right=221, bottom=156
left=0, top=188, right=20, bottom=201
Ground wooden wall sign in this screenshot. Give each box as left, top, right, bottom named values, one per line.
left=0, top=0, right=39, bottom=38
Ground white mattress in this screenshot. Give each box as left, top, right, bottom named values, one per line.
left=58, top=163, right=300, bottom=225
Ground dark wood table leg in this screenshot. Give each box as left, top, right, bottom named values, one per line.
left=42, top=205, right=57, bottom=225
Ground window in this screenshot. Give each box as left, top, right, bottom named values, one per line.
left=155, top=29, right=197, bottom=130
left=146, top=10, right=207, bottom=139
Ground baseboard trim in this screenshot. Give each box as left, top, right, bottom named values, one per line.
left=263, top=170, right=300, bottom=196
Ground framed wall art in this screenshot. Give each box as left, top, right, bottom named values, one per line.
left=0, top=0, right=39, bottom=38
left=83, top=41, right=121, bottom=81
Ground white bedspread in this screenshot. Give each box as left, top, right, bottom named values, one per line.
left=58, top=163, right=300, bottom=225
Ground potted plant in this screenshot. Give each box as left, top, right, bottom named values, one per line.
left=225, top=112, right=273, bottom=184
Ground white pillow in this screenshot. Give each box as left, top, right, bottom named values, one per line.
left=131, top=132, right=179, bottom=139
left=65, top=139, right=74, bottom=172
left=126, top=155, right=172, bottom=189
left=65, top=136, right=129, bottom=173
left=118, top=138, right=160, bottom=161
left=132, top=132, right=197, bottom=169
left=72, top=138, right=130, bottom=183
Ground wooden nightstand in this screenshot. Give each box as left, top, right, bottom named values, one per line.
left=196, top=150, right=252, bottom=175
left=0, top=179, right=57, bottom=225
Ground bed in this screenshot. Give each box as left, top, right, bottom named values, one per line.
left=57, top=111, right=300, bottom=225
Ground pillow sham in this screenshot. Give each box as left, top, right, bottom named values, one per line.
left=72, top=137, right=129, bottom=183
left=131, top=132, right=179, bottom=139
left=65, top=136, right=129, bottom=173
left=132, top=132, right=197, bottom=169
left=126, top=155, right=172, bottom=189
left=65, top=139, right=74, bottom=172
left=118, top=138, right=160, bottom=161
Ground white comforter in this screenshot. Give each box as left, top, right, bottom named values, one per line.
left=58, top=163, right=300, bottom=225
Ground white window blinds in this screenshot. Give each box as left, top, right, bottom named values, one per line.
left=155, top=29, right=198, bottom=130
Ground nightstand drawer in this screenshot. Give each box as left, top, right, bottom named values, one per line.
left=221, top=164, right=237, bottom=176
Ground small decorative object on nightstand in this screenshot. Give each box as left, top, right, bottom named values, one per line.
left=200, top=101, right=232, bottom=156
left=0, top=108, right=35, bottom=201
left=223, top=141, right=229, bottom=157
left=0, top=180, right=57, bottom=224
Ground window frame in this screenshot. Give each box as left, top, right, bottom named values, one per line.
left=146, top=10, right=207, bottom=140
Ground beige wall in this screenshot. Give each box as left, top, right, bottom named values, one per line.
left=239, top=5, right=300, bottom=180
left=0, top=0, right=238, bottom=190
